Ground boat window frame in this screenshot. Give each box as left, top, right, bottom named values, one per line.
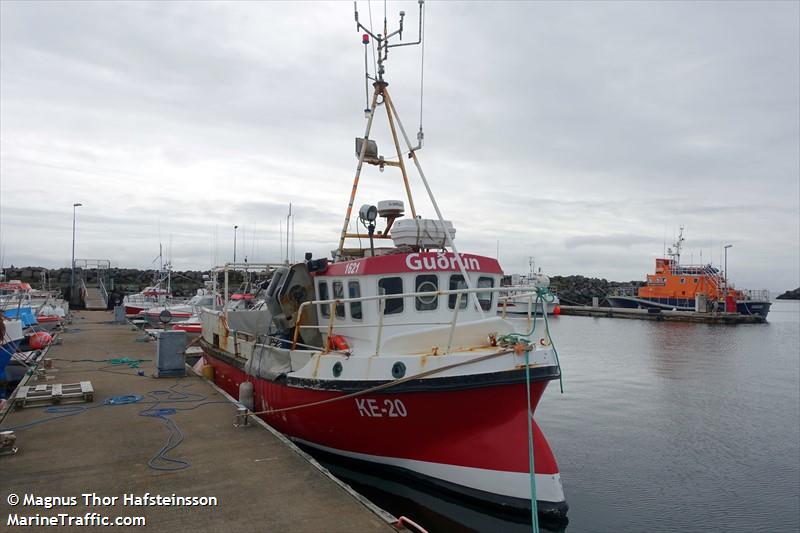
left=332, top=280, right=345, bottom=319
left=414, top=274, right=439, bottom=312
left=317, top=280, right=330, bottom=318
left=448, top=275, right=468, bottom=310
left=348, top=280, right=362, bottom=320
left=378, top=276, right=404, bottom=315
left=477, top=276, right=494, bottom=311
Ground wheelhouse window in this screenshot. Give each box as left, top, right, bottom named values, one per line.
left=318, top=281, right=330, bottom=317
left=332, top=281, right=345, bottom=318
left=477, top=276, right=494, bottom=311
left=378, top=277, right=404, bottom=315
left=448, top=275, right=468, bottom=310
left=415, top=275, right=438, bottom=311
left=348, top=281, right=362, bottom=320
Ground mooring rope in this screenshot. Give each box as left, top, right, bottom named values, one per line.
left=247, top=347, right=515, bottom=417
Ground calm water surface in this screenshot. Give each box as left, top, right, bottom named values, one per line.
left=311, top=301, right=800, bottom=532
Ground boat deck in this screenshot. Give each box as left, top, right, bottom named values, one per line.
left=559, top=305, right=766, bottom=323
left=0, top=311, right=396, bottom=532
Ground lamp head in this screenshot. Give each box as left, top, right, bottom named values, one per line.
left=359, top=204, right=378, bottom=224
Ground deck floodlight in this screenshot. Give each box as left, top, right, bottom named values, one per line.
left=359, top=204, right=378, bottom=256
left=355, top=137, right=378, bottom=159
left=359, top=204, right=378, bottom=223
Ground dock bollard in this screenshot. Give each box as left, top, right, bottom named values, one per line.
left=235, top=406, right=250, bottom=428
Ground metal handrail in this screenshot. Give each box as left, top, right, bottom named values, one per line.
left=98, top=277, right=109, bottom=308
left=290, top=286, right=545, bottom=352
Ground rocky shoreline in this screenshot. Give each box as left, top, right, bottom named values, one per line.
left=776, top=287, right=800, bottom=300
left=4, top=266, right=650, bottom=308
left=549, top=275, right=645, bottom=306
left=1, top=266, right=234, bottom=307
left=5, top=265, right=792, bottom=306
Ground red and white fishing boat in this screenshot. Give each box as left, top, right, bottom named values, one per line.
left=122, top=260, right=174, bottom=319
left=143, top=290, right=217, bottom=328
left=200, top=7, right=567, bottom=517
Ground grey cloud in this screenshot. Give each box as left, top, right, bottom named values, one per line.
left=1, top=1, right=797, bottom=292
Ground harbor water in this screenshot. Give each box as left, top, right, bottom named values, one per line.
left=310, top=300, right=800, bottom=532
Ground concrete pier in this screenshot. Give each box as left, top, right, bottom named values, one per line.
left=0, top=311, right=395, bottom=532
left=559, top=305, right=766, bottom=324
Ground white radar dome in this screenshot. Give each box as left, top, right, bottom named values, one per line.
left=378, top=200, right=405, bottom=218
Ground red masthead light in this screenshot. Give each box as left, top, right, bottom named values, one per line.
left=362, top=33, right=369, bottom=44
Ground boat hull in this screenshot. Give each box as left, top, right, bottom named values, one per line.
left=124, top=305, right=145, bottom=318
left=736, top=300, right=772, bottom=317
left=201, top=346, right=567, bottom=516
left=144, top=311, right=192, bottom=328
left=606, top=295, right=772, bottom=317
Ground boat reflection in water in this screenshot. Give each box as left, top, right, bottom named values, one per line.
left=304, top=445, right=569, bottom=533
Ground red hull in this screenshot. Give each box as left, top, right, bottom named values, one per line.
left=203, top=352, right=564, bottom=510
left=124, top=305, right=145, bottom=317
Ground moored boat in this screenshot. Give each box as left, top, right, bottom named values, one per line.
left=499, top=258, right=561, bottom=316
left=143, top=290, right=216, bottom=328
left=1, top=318, right=24, bottom=390
left=200, top=10, right=567, bottom=517
left=606, top=227, right=772, bottom=317
left=122, top=265, right=174, bottom=319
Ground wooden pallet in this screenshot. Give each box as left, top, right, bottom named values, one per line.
left=14, top=381, right=94, bottom=409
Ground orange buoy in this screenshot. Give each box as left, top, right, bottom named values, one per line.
left=553, top=305, right=561, bottom=316
left=29, top=331, right=53, bottom=350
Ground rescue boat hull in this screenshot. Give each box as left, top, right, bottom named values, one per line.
left=606, top=295, right=772, bottom=316
left=201, top=347, right=567, bottom=516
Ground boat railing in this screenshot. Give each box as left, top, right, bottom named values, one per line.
left=610, top=286, right=638, bottom=297
left=701, top=264, right=724, bottom=297
left=741, top=289, right=770, bottom=301
left=291, top=286, right=548, bottom=355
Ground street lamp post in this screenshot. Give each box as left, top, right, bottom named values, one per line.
left=724, top=244, right=733, bottom=294
left=233, top=225, right=239, bottom=263
left=70, top=203, right=83, bottom=306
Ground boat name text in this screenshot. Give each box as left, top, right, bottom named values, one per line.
left=405, top=253, right=480, bottom=272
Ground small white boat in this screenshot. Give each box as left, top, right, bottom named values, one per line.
left=499, top=258, right=561, bottom=316
left=144, top=290, right=217, bottom=328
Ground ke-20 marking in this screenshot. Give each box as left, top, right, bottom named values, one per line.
left=356, top=398, right=408, bottom=417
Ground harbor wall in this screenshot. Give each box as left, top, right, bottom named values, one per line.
left=5, top=267, right=644, bottom=307
left=1, top=267, right=248, bottom=305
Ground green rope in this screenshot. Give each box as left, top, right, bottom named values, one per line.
left=54, top=357, right=149, bottom=368
left=524, top=346, right=539, bottom=533
left=496, top=286, right=565, bottom=531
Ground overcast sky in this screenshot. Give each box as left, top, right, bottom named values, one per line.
left=1, top=1, right=798, bottom=292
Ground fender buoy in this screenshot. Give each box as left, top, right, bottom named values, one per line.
left=29, top=331, right=53, bottom=350
left=328, top=335, right=350, bottom=352
left=553, top=305, right=561, bottom=316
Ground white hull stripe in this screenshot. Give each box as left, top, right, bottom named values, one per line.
left=293, top=438, right=565, bottom=503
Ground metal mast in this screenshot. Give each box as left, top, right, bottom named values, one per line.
left=339, top=1, right=484, bottom=316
